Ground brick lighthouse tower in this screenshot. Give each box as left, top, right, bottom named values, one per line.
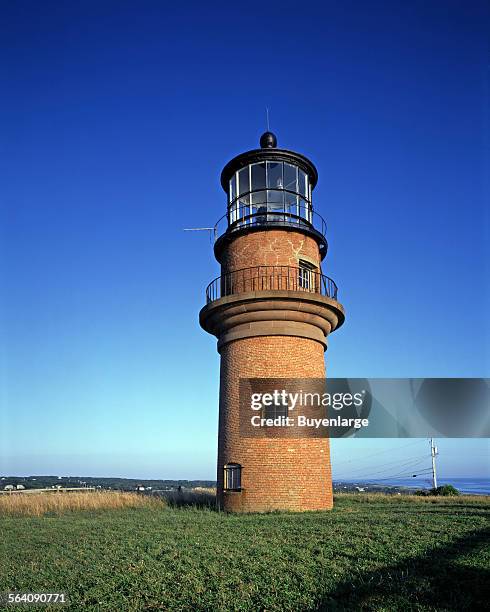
left=200, top=132, right=345, bottom=512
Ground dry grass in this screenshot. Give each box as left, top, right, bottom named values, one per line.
left=3, top=489, right=486, bottom=518
left=334, top=492, right=489, bottom=505
left=0, top=491, right=166, bottom=517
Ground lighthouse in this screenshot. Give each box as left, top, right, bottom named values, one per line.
left=200, top=132, right=345, bottom=512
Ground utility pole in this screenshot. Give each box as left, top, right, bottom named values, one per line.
left=430, top=438, right=438, bottom=489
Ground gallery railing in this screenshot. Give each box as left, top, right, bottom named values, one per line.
left=205, top=265, right=338, bottom=304
left=213, top=202, right=328, bottom=244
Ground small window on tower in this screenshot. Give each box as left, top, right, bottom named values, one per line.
left=298, top=260, right=316, bottom=291
left=224, top=463, right=242, bottom=491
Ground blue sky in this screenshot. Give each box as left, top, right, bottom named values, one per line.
left=1, top=1, right=488, bottom=480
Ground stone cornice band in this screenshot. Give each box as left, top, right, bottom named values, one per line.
left=199, top=290, right=345, bottom=352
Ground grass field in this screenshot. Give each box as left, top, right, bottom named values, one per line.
left=1, top=493, right=489, bottom=611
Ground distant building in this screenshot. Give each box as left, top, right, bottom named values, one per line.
left=4, top=485, right=14, bottom=491
left=16, top=484, right=25, bottom=490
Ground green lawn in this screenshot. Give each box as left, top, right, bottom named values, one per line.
left=1, top=495, right=489, bottom=611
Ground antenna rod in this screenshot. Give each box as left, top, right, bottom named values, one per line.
left=183, top=227, right=217, bottom=243
left=266, top=107, right=270, bottom=131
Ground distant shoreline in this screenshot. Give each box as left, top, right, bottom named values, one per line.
left=334, top=477, right=489, bottom=496
left=2, top=475, right=488, bottom=496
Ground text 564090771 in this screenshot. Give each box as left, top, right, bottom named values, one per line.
left=0, top=593, right=67, bottom=606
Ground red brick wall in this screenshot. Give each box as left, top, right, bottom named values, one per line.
left=216, top=229, right=333, bottom=512
left=217, top=335, right=333, bottom=512
left=221, top=229, right=321, bottom=274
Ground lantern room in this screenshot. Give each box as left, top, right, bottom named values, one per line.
left=215, top=131, right=328, bottom=261
left=228, top=158, right=313, bottom=225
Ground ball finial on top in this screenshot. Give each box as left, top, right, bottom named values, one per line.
left=260, top=131, right=277, bottom=148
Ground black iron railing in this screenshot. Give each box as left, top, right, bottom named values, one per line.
left=205, top=265, right=338, bottom=304
left=213, top=202, right=328, bottom=244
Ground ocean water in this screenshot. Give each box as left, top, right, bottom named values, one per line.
left=336, top=477, right=489, bottom=495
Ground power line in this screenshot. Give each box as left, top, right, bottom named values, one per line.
left=332, top=439, right=426, bottom=469
left=361, top=468, right=433, bottom=482
left=334, top=453, right=430, bottom=479
left=335, top=460, right=429, bottom=482
left=376, top=469, right=433, bottom=480
left=339, top=464, right=433, bottom=482
left=379, top=465, right=433, bottom=480
left=337, top=452, right=430, bottom=474
left=334, top=438, right=441, bottom=485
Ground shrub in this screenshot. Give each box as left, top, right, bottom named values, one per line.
left=162, top=488, right=216, bottom=509
left=430, top=484, right=460, bottom=496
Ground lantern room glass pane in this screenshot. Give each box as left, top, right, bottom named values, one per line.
left=251, top=190, right=266, bottom=207
left=229, top=174, right=236, bottom=203
left=298, top=169, right=307, bottom=198
left=305, top=204, right=312, bottom=222
left=238, top=192, right=250, bottom=219
left=251, top=190, right=266, bottom=220
left=285, top=191, right=298, bottom=214
left=238, top=166, right=250, bottom=196
left=284, top=163, right=297, bottom=192
left=267, top=189, right=284, bottom=209
left=298, top=198, right=312, bottom=223
left=251, top=162, right=266, bottom=191
left=230, top=201, right=238, bottom=224
left=254, top=203, right=268, bottom=225
left=267, top=161, right=283, bottom=189
left=299, top=197, right=307, bottom=216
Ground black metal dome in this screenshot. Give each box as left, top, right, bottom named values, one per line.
left=259, top=131, right=277, bottom=148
